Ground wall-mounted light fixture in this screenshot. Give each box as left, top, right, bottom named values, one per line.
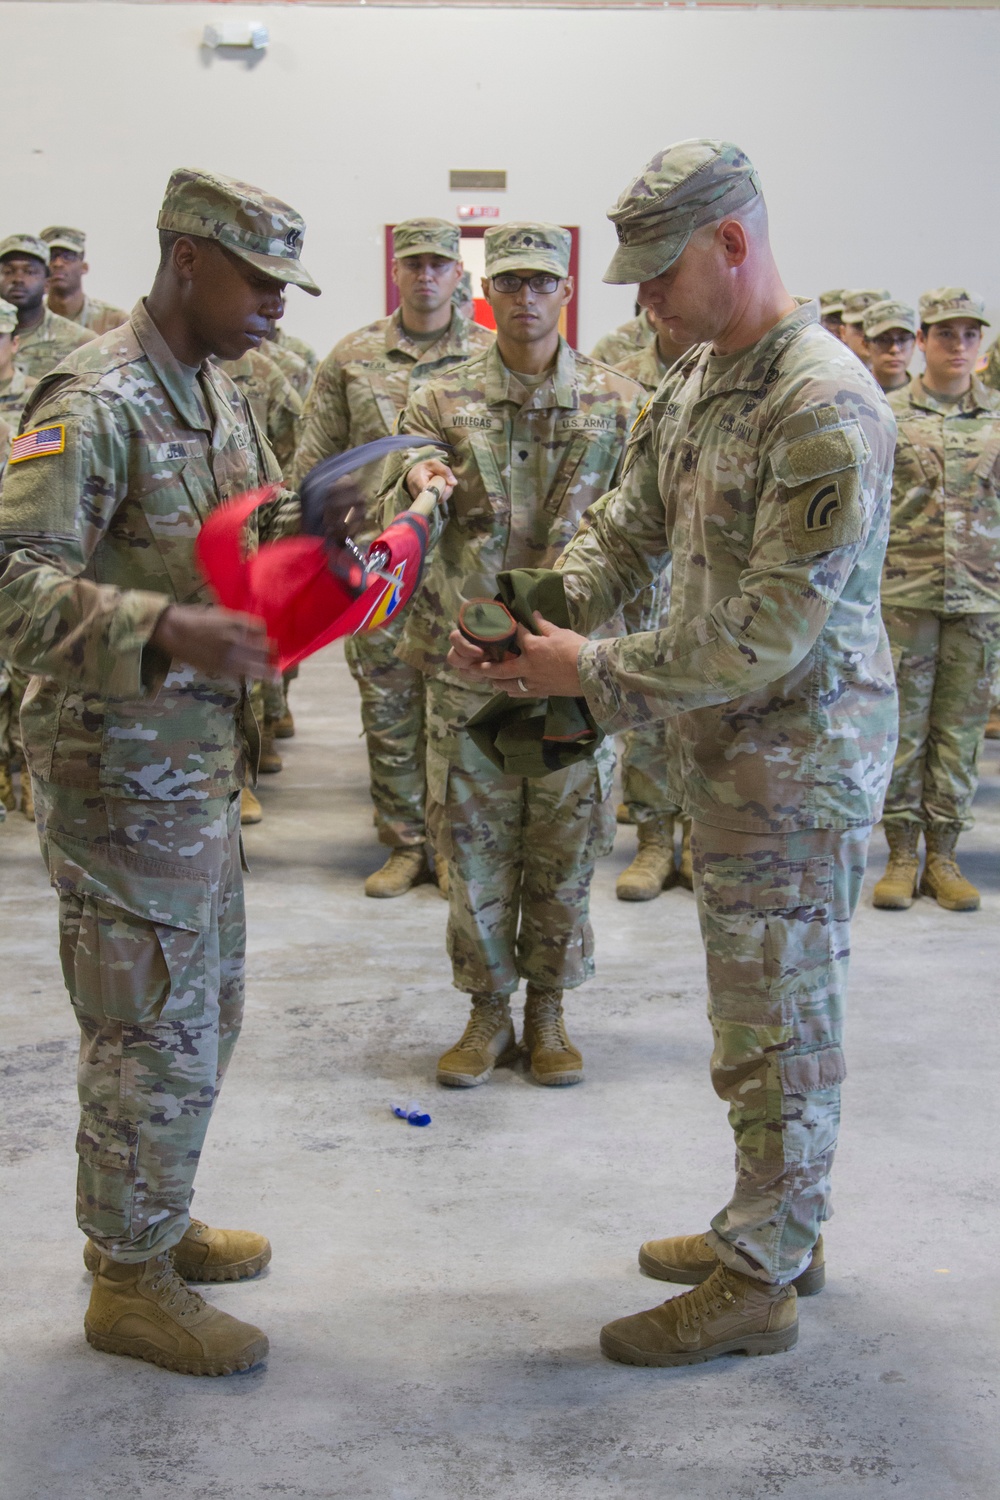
left=202, top=20, right=269, bottom=52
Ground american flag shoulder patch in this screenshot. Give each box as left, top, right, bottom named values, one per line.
left=9, top=423, right=66, bottom=464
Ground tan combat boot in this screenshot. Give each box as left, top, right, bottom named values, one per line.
left=272, top=709, right=295, bottom=739
left=600, top=1263, right=798, bottom=1367
left=522, top=985, right=583, bottom=1086
left=616, top=802, right=634, bottom=825
left=84, top=1219, right=271, bottom=1283
left=364, top=847, right=428, bottom=898
left=19, top=771, right=34, bottom=821
left=435, top=855, right=450, bottom=900
left=872, top=822, right=921, bottom=909
left=85, top=1252, right=269, bottom=1375
left=616, top=816, right=676, bottom=902
left=258, top=726, right=283, bottom=774
left=0, top=759, right=14, bottom=813
left=240, top=787, right=263, bottom=825
left=984, top=706, right=1000, bottom=740
left=677, top=817, right=693, bottom=890
left=437, top=993, right=518, bottom=1087
left=921, top=824, right=980, bottom=911
left=639, top=1231, right=825, bottom=1297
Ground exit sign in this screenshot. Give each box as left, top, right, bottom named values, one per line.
left=457, top=205, right=501, bottom=222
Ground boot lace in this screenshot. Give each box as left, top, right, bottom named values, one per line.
left=458, top=1000, right=508, bottom=1050
left=147, top=1255, right=208, bottom=1321
left=673, top=1273, right=737, bottom=1335
left=526, top=997, right=570, bottom=1052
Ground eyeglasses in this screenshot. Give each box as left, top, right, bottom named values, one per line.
left=870, top=332, right=915, bottom=351
left=491, top=272, right=562, bottom=295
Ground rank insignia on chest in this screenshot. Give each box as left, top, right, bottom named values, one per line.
left=9, top=423, right=65, bottom=464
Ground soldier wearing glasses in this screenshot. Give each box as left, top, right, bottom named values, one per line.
left=862, top=299, right=917, bottom=394
left=377, top=222, right=643, bottom=1090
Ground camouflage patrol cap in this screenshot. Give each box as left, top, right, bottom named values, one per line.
left=40, top=225, right=86, bottom=255
left=392, top=218, right=460, bottom=261
left=0, top=302, right=17, bottom=334
left=841, top=288, right=891, bottom=325
left=484, top=222, right=571, bottom=278
left=0, top=234, right=49, bottom=266
left=919, top=287, right=989, bottom=327
left=604, top=139, right=762, bottom=285
left=157, top=167, right=321, bottom=296
left=862, top=299, right=917, bottom=340
left=819, top=289, right=847, bottom=317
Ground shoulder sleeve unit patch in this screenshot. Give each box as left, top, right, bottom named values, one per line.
left=771, top=410, right=870, bottom=557
left=9, top=423, right=66, bottom=464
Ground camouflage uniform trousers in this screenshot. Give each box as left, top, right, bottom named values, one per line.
left=692, top=821, right=870, bottom=1286
left=882, top=606, right=1000, bottom=829
left=620, top=718, right=684, bottom=821
left=344, top=614, right=427, bottom=849
left=0, top=663, right=29, bottom=759
left=34, top=781, right=245, bottom=1263
left=426, top=677, right=616, bottom=996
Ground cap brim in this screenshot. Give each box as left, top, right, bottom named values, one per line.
left=45, top=239, right=84, bottom=254
left=923, top=310, right=989, bottom=327
left=602, top=227, right=691, bottom=285
left=229, top=243, right=322, bottom=297
left=394, top=242, right=460, bottom=261
left=864, top=319, right=916, bottom=340
left=485, top=253, right=569, bottom=279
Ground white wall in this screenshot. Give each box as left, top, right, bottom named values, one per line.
left=3, top=2, right=1000, bottom=356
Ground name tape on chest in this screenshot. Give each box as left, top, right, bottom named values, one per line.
left=450, top=414, right=503, bottom=431
left=9, top=423, right=65, bottom=464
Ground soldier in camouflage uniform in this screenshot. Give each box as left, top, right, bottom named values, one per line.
left=378, top=221, right=643, bottom=1088
left=218, top=344, right=304, bottom=789
left=590, top=304, right=654, bottom=366
left=40, top=226, right=128, bottom=335
left=0, top=167, right=328, bottom=1376
left=612, top=308, right=694, bottom=899
left=451, top=143, right=896, bottom=1366
left=862, top=299, right=916, bottom=395
left=263, top=322, right=311, bottom=400
left=0, top=304, right=38, bottom=815
left=0, top=234, right=95, bottom=379
left=452, top=269, right=476, bottom=321
left=271, top=324, right=317, bottom=387
left=292, top=218, right=492, bottom=898
left=818, top=289, right=846, bottom=339
left=840, top=287, right=891, bottom=369
left=873, top=288, right=1000, bottom=913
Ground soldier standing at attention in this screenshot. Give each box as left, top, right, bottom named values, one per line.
left=613, top=308, right=694, bottom=899
left=378, top=222, right=643, bottom=1088
left=0, top=167, right=325, bottom=1376
left=0, top=303, right=38, bottom=816
left=0, top=301, right=38, bottom=424
left=818, top=289, right=846, bottom=339
left=450, top=143, right=896, bottom=1364
left=840, top=288, right=891, bottom=369
left=41, top=226, right=128, bottom=335
left=0, top=234, right=94, bottom=379
left=292, top=218, right=492, bottom=898
left=591, top=302, right=654, bottom=366
left=862, top=299, right=917, bottom=394
left=873, top=289, right=1000, bottom=913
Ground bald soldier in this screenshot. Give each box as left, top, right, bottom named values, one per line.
left=0, top=234, right=94, bottom=379
left=41, top=226, right=128, bottom=335
left=840, top=288, right=891, bottom=369
left=450, top=141, right=896, bottom=1366
left=0, top=167, right=340, bottom=1376
left=292, top=218, right=492, bottom=898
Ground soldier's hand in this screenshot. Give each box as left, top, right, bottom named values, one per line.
left=446, top=614, right=586, bottom=697
left=406, top=457, right=456, bottom=505
left=318, top=476, right=365, bottom=550
left=151, top=605, right=276, bottom=682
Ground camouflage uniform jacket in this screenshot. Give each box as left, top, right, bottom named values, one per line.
left=0, top=299, right=284, bottom=801
left=978, top=335, right=1000, bottom=393
left=590, top=312, right=654, bottom=367
left=883, top=375, right=1000, bottom=613
left=555, top=300, right=898, bottom=836
left=0, top=366, right=38, bottom=425
left=274, top=327, right=318, bottom=385
left=376, top=336, right=644, bottom=680
left=64, top=295, right=130, bottom=336
left=293, top=309, right=493, bottom=541
left=218, top=345, right=303, bottom=477
left=614, top=341, right=670, bottom=393
left=13, top=305, right=94, bottom=381
left=264, top=336, right=311, bottom=400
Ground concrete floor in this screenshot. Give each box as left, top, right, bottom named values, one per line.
left=1, top=645, right=998, bottom=1500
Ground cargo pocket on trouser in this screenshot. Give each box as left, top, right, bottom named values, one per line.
left=697, top=847, right=846, bottom=1281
